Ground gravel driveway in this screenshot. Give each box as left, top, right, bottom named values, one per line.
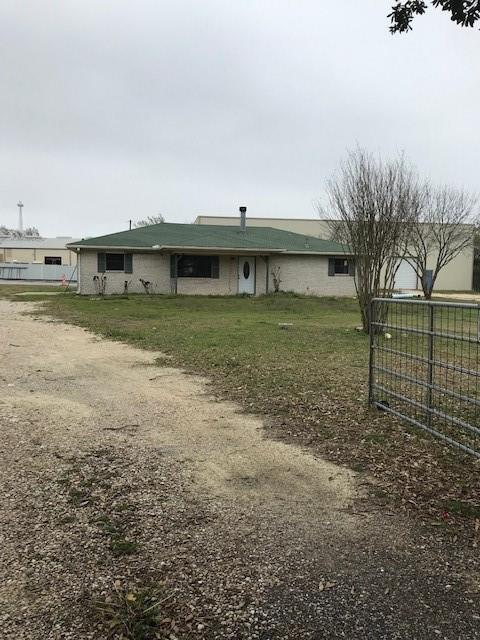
left=0, top=300, right=478, bottom=639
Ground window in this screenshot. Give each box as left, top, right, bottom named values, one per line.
left=334, top=258, right=349, bottom=274
left=97, top=252, right=132, bottom=273
left=44, top=256, right=62, bottom=265
left=173, top=255, right=219, bottom=278
left=328, top=257, right=355, bottom=276
left=106, top=253, right=125, bottom=271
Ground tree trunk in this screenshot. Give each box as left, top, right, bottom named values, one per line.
left=422, top=273, right=436, bottom=300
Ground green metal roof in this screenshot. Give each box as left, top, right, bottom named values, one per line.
left=68, top=223, right=348, bottom=255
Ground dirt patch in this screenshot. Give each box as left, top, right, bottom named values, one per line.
left=0, top=300, right=354, bottom=517
left=0, top=300, right=479, bottom=639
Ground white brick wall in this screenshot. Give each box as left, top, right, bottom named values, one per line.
left=78, top=251, right=170, bottom=295
left=177, top=256, right=238, bottom=295
left=78, top=251, right=239, bottom=295
left=77, top=250, right=356, bottom=297
left=268, top=255, right=356, bottom=296
left=255, top=257, right=268, bottom=295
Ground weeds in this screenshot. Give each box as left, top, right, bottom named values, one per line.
left=445, top=500, right=480, bottom=519
left=364, top=433, right=387, bottom=445
left=94, top=585, right=168, bottom=640
left=110, top=538, right=140, bottom=557
left=59, top=451, right=140, bottom=557
left=68, top=487, right=94, bottom=507
left=95, top=514, right=123, bottom=536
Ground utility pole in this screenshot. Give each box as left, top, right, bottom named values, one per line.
left=17, top=201, right=24, bottom=233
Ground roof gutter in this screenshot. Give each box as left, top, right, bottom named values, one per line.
left=67, top=243, right=352, bottom=256
left=67, top=244, right=289, bottom=254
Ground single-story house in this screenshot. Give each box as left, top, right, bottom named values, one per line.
left=195, top=215, right=475, bottom=292
left=68, top=221, right=356, bottom=296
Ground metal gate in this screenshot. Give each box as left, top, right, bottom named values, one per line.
left=369, top=298, right=480, bottom=458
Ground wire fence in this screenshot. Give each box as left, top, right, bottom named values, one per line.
left=369, top=298, right=480, bottom=458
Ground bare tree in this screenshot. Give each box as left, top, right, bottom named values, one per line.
left=405, top=185, right=477, bottom=299
left=322, top=148, right=417, bottom=332
left=24, top=226, right=40, bottom=237
left=0, top=225, right=40, bottom=237
left=271, top=266, right=282, bottom=293
left=134, top=214, right=165, bottom=227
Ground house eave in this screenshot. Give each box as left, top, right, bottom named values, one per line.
left=68, top=244, right=351, bottom=256
left=67, top=244, right=287, bottom=254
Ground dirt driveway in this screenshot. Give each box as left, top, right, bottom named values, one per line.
left=0, top=300, right=478, bottom=639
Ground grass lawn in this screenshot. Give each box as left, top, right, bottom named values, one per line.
left=0, top=284, right=68, bottom=295
left=3, top=288, right=479, bottom=534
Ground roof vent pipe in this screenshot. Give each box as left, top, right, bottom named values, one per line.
left=239, top=206, right=247, bottom=232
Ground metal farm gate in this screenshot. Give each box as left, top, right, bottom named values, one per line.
left=369, top=298, right=480, bottom=458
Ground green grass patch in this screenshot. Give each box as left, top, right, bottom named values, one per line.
left=58, top=515, right=76, bottom=525
left=110, top=538, right=140, bottom=556
left=364, top=432, right=388, bottom=446
left=95, top=515, right=124, bottom=537
left=68, top=487, right=94, bottom=507
left=0, top=284, right=67, bottom=298
left=445, top=500, right=480, bottom=519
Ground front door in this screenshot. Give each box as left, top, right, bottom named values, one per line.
left=238, top=256, right=255, bottom=294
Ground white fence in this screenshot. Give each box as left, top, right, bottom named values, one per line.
left=0, top=262, right=77, bottom=282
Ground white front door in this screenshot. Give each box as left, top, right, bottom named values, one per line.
left=238, top=257, right=255, bottom=294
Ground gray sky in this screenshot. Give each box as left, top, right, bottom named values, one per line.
left=1, top=1, right=478, bottom=237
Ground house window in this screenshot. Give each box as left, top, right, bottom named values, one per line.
left=97, top=252, right=132, bottom=273
left=328, top=257, right=355, bottom=276
left=105, top=253, right=125, bottom=271
left=175, top=255, right=219, bottom=278
left=334, top=258, right=349, bottom=274
left=44, top=256, right=62, bottom=265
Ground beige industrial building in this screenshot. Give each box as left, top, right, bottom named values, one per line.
left=0, top=237, right=77, bottom=266
left=195, top=216, right=474, bottom=291
left=195, top=216, right=332, bottom=237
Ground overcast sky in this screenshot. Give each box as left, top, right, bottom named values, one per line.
left=0, top=1, right=478, bottom=237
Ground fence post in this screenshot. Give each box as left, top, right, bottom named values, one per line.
left=368, top=298, right=375, bottom=405
left=426, top=303, right=434, bottom=428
